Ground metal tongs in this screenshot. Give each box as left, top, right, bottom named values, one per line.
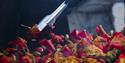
left=37, top=1, right=68, bottom=31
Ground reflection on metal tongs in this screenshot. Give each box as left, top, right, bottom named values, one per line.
left=37, top=1, right=68, bottom=31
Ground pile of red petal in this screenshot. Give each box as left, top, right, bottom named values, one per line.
left=0, top=25, right=125, bottom=63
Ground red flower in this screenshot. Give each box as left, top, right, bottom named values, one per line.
left=0, top=55, right=10, bottom=63
left=77, top=51, right=86, bottom=58
left=70, top=29, right=81, bottom=40
left=6, top=48, right=16, bottom=54
left=18, top=56, right=30, bottom=63
left=41, top=53, right=52, bottom=63
left=110, top=32, right=125, bottom=52
left=93, top=36, right=109, bottom=53
left=63, top=45, right=73, bottom=56
left=70, top=29, right=93, bottom=43
left=80, top=38, right=90, bottom=46
left=8, top=37, right=27, bottom=50
left=34, top=47, right=44, bottom=55
left=78, top=30, right=86, bottom=38
left=96, top=25, right=110, bottom=38
left=48, top=59, right=56, bottom=63
left=35, top=56, right=42, bottom=63
left=50, top=33, right=64, bottom=42
left=39, top=39, right=56, bottom=52
left=115, top=52, right=125, bottom=63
